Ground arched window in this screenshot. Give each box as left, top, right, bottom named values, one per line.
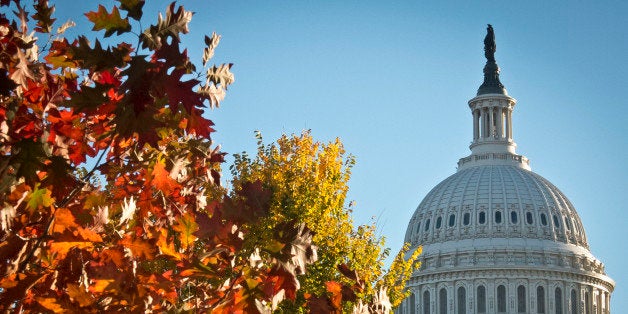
left=436, top=217, right=442, bottom=229
left=555, top=287, right=563, bottom=314
left=479, top=212, right=486, bottom=224
left=497, top=285, right=506, bottom=313
left=477, top=286, right=486, bottom=313
left=425, top=219, right=431, bottom=231
left=585, top=291, right=590, bottom=314
left=423, top=290, right=431, bottom=314
left=570, top=289, right=577, bottom=314
left=526, top=212, right=533, bottom=225
left=511, top=211, right=518, bottom=224
left=565, top=217, right=571, bottom=231
left=517, top=285, right=526, bottom=313
left=457, top=287, right=466, bottom=314
left=537, top=286, right=545, bottom=313
left=439, top=288, right=448, bottom=314
left=541, top=213, right=548, bottom=226
left=409, top=293, right=416, bottom=314
left=415, top=222, right=421, bottom=235
left=553, top=215, right=560, bottom=228
left=463, top=213, right=470, bottom=225
left=495, top=211, right=502, bottom=224
left=449, top=214, right=455, bottom=227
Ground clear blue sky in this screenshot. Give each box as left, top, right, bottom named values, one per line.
left=58, top=0, right=628, bottom=310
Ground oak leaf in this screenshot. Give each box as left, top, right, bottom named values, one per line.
left=172, top=212, right=198, bottom=250
left=32, top=0, right=56, bottom=33
left=85, top=5, right=131, bottom=37
left=149, top=159, right=179, bottom=194
left=66, top=283, right=96, bottom=307
left=140, top=2, right=192, bottom=49
left=117, top=0, right=145, bottom=20
left=120, top=235, right=157, bottom=259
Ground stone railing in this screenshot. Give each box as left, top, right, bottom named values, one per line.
left=457, top=152, right=530, bottom=168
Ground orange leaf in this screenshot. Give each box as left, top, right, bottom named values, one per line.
left=66, top=284, right=96, bottom=307
left=51, top=208, right=78, bottom=234
left=49, top=241, right=93, bottom=260
left=89, top=279, right=114, bottom=294
left=157, top=228, right=181, bottom=260
left=75, top=226, right=103, bottom=243
left=149, top=159, right=179, bottom=194
left=36, top=297, right=64, bottom=312
left=120, top=235, right=156, bottom=259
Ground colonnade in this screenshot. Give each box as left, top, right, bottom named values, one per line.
left=472, top=106, right=513, bottom=142
left=397, top=281, right=611, bottom=314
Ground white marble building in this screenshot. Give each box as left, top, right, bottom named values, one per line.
left=398, top=26, right=614, bottom=314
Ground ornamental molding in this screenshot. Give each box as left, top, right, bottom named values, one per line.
left=407, top=267, right=614, bottom=293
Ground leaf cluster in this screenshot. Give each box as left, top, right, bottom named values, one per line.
left=0, top=1, right=318, bottom=312
left=0, top=1, right=420, bottom=313
left=231, top=131, right=421, bottom=312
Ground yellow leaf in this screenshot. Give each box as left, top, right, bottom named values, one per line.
left=37, top=297, right=64, bottom=312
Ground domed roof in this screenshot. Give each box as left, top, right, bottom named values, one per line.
left=404, top=165, right=589, bottom=250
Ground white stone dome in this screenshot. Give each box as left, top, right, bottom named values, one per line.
left=404, top=165, right=589, bottom=251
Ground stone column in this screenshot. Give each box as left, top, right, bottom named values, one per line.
left=509, top=110, right=513, bottom=140
left=489, top=107, right=495, bottom=138
left=481, top=108, right=488, bottom=139
left=473, top=109, right=480, bottom=140
left=496, top=107, right=503, bottom=139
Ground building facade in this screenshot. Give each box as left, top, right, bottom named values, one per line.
left=398, top=26, right=614, bottom=314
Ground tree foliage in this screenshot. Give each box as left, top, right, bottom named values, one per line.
left=231, top=132, right=421, bottom=312
left=0, top=1, right=419, bottom=313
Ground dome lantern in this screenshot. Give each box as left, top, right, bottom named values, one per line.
left=458, top=25, right=530, bottom=171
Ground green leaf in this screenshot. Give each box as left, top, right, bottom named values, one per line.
left=28, top=185, right=54, bottom=211
left=117, top=0, right=145, bottom=21
left=66, top=84, right=111, bottom=112
left=85, top=5, right=131, bottom=37
left=12, top=140, right=47, bottom=185
left=69, top=37, right=132, bottom=71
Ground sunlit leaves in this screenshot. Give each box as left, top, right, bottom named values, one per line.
left=85, top=5, right=131, bottom=37
left=27, top=185, right=53, bottom=210
left=203, top=32, right=220, bottom=66
left=206, top=63, right=234, bottom=88
left=140, top=2, right=193, bottom=50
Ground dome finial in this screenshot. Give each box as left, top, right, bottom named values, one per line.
left=478, top=24, right=507, bottom=95
left=484, top=24, right=496, bottom=62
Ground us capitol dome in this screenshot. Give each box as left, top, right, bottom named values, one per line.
left=397, top=25, right=614, bottom=314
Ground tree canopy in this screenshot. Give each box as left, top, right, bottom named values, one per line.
left=0, top=1, right=419, bottom=312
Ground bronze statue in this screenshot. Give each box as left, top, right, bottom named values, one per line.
left=477, top=24, right=505, bottom=95
left=484, top=24, right=496, bottom=62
